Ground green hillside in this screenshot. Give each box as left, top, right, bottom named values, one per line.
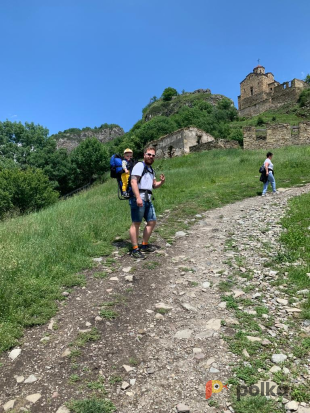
left=1, top=145, right=310, bottom=352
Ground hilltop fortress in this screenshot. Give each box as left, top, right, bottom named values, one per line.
left=238, top=65, right=308, bottom=117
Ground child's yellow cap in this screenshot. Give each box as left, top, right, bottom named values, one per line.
left=124, top=148, right=133, bottom=154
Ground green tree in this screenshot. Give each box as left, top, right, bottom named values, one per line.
left=162, top=87, right=178, bottom=102
left=71, top=138, right=109, bottom=185
left=304, top=74, right=310, bottom=84
left=0, top=168, right=58, bottom=215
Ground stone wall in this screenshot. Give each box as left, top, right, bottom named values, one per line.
left=148, top=127, right=240, bottom=158
left=243, top=122, right=310, bottom=150
left=189, top=139, right=240, bottom=152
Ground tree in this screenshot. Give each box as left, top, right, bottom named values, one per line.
left=162, top=87, right=178, bottom=102
left=304, top=74, right=310, bottom=84
left=0, top=168, right=58, bottom=216
left=71, top=138, right=109, bottom=185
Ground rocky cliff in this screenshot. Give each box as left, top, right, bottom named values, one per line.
left=52, top=124, right=124, bottom=152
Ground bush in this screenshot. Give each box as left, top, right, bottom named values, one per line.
left=256, top=116, right=265, bottom=126
left=0, top=168, right=58, bottom=217
left=298, top=89, right=310, bottom=107
left=229, top=128, right=243, bottom=145
left=162, top=87, right=178, bottom=102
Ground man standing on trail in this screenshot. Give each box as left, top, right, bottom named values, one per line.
left=129, top=146, right=165, bottom=259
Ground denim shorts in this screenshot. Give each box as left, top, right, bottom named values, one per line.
left=129, top=198, right=157, bottom=223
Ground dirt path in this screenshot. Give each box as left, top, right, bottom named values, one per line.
left=1, top=185, right=310, bottom=413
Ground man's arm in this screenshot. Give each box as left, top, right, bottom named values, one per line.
left=153, top=174, right=165, bottom=189
left=131, top=176, right=143, bottom=206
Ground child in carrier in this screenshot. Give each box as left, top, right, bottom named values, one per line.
left=121, top=148, right=134, bottom=198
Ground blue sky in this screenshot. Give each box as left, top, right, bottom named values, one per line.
left=1, top=0, right=309, bottom=135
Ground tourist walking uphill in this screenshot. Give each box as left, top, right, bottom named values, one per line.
left=262, top=152, right=277, bottom=196
left=129, top=147, right=165, bottom=259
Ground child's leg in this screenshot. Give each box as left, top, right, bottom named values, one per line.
left=121, top=172, right=130, bottom=192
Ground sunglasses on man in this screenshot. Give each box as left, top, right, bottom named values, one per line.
left=146, top=153, right=155, bottom=157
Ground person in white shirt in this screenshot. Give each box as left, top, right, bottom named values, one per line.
left=129, top=147, right=165, bottom=259
left=262, top=152, right=277, bottom=196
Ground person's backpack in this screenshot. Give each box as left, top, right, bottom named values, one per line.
left=110, top=154, right=124, bottom=178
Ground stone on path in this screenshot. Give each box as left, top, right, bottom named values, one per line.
left=242, top=349, right=250, bottom=358
left=246, top=336, right=262, bottom=342
left=122, top=266, right=132, bottom=273
left=269, top=366, right=281, bottom=373
left=176, top=403, right=190, bottom=412
left=276, top=298, right=288, bottom=305
left=218, top=301, right=227, bottom=309
left=125, top=275, right=134, bottom=282
left=61, top=348, right=71, bottom=357
left=3, top=400, right=15, bottom=411
left=123, top=365, right=135, bottom=372
left=56, top=406, right=70, bottom=413
left=121, top=381, right=130, bottom=390
left=205, top=318, right=221, bottom=330
left=175, top=231, right=187, bottom=238
left=174, top=329, right=193, bottom=339
left=155, top=302, right=173, bottom=310
left=15, top=375, right=24, bottom=383
left=202, top=282, right=210, bottom=288
left=297, top=407, right=310, bottom=413
left=25, top=374, right=37, bottom=383
left=271, top=354, right=287, bottom=363
left=8, top=348, right=21, bottom=361
left=209, top=367, right=220, bottom=373
left=181, top=303, right=197, bottom=312
left=26, top=393, right=42, bottom=403
left=233, top=289, right=245, bottom=298
left=285, top=401, right=299, bottom=411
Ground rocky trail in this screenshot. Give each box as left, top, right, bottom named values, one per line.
left=1, top=185, right=310, bottom=413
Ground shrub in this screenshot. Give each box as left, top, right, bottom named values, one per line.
left=298, top=89, right=310, bottom=107
left=256, top=116, right=265, bottom=126
left=0, top=168, right=58, bottom=217
left=229, top=128, right=243, bottom=145
left=162, top=87, right=178, bottom=102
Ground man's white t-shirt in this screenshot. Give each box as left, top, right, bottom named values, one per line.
left=131, top=162, right=155, bottom=200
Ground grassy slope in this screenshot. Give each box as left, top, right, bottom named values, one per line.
left=1, top=145, right=310, bottom=351
left=230, top=103, right=310, bottom=130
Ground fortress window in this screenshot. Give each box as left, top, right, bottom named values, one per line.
left=250, top=87, right=254, bottom=96
left=270, top=88, right=273, bottom=91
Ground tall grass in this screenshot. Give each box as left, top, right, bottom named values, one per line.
left=279, top=192, right=310, bottom=319
left=1, top=145, right=310, bottom=351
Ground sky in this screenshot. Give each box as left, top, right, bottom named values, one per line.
left=0, top=0, right=309, bottom=136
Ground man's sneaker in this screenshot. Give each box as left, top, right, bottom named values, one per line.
left=141, top=244, right=157, bottom=253
left=262, top=194, right=266, bottom=197
left=131, top=249, right=146, bottom=259
left=272, top=191, right=279, bottom=195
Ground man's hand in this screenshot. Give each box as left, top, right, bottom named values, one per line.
left=136, top=197, right=143, bottom=207
left=160, top=174, right=165, bottom=184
